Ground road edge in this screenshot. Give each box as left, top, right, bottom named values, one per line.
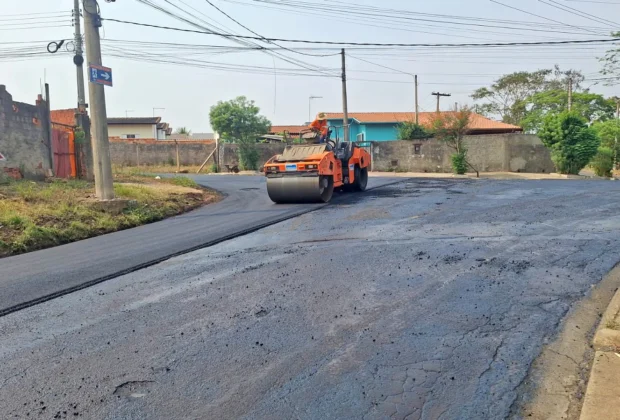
left=0, top=179, right=406, bottom=318
left=579, top=277, right=620, bottom=420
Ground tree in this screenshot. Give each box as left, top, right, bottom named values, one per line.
left=538, top=111, right=600, bottom=175
left=600, top=31, right=620, bottom=84
left=397, top=121, right=431, bottom=140
left=471, top=70, right=552, bottom=124
left=471, top=67, right=585, bottom=124
left=429, top=107, right=473, bottom=175
left=175, top=127, right=192, bottom=136
left=592, top=119, right=620, bottom=157
left=209, top=96, right=271, bottom=170
left=520, top=90, right=615, bottom=133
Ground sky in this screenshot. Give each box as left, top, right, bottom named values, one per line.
left=1, top=0, right=618, bottom=132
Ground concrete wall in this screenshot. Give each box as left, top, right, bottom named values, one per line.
left=0, top=85, right=51, bottom=178
left=108, top=124, right=156, bottom=139
left=218, top=143, right=284, bottom=169
left=371, top=134, right=554, bottom=173
left=109, top=139, right=216, bottom=167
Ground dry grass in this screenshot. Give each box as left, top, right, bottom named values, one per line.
left=605, top=319, right=620, bottom=330
left=0, top=177, right=218, bottom=258
left=112, top=164, right=211, bottom=176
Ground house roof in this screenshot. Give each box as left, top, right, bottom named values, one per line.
left=269, top=125, right=307, bottom=135
left=323, top=112, right=522, bottom=132
left=51, top=109, right=76, bottom=127
left=108, top=117, right=162, bottom=125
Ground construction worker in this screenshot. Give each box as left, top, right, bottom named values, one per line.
left=308, top=112, right=329, bottom=143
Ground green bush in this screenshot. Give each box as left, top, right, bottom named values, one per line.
left=238, top=143, right=259, bottom=170
left=451, top=152, right=468, bottom=175
left=209, top=163, right=219, bottom=173
left=539, top=111, right=600, bottom=174
left=397, top=121, right=431, bottom=140
left=591, top=147, right=614, bottom=177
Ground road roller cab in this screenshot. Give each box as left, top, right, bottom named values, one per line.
left=263, top=139, right=371, bottom=204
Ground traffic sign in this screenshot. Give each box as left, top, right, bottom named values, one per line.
left=89, top=64, right=113, bottom=86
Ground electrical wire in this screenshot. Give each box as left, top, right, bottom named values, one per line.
left=102, top=18, right=620, bottom=47
left=539, top=0, right=619, bottom=27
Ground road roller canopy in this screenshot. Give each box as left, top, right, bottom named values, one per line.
left=277, top=144, right=328, bottom=162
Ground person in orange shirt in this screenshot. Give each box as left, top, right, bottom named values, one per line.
left=308, top=112, right=329, bottom=143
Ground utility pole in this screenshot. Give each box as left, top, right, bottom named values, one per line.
left=568, top=77, right=573, bottom=111
left=432, top=92, right=451, bottom=113
left=83, top=0, right=114, bottom=200
left=341, top=48, right=350, bottom=143
left=414, top=75, right=419, bottom=124
left=73, top=0, right=86, bottom=112
left=615, top=97, right=620, bottom=169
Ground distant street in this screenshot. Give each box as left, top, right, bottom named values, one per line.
left=2, top=178, right=620, bottom=419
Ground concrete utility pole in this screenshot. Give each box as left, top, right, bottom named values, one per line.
left=341, top=49, right=350, bottom=143
left=414, top=75, right=419, bottom=124
left=432, top=92, right=451, bottom=113
left=83, top=0, right=114, bottom=200
left=614, top=97, right=620, bottom=169
left=73, top=0, right=86, bottom=112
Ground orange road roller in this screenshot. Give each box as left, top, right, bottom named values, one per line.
left=263, top=139, right=371, bottom=204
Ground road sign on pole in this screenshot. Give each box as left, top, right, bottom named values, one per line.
left=88, top=64, right=113, bottom=86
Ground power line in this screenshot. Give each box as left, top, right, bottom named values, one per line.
left=489, top=0, right=601, bottom=35
left=539, top=0, right=619, bottom=27
left=548, top=0, right=619, bottom=26
left=102, top=18, right=620, bottom=47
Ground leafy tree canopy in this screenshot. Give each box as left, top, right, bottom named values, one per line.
left=520, top=90, right=615, bottom=133
left=471, top=66, right=584, bottom=124
left=209, top=96, right=271, bottom=143
left=538, top=111, right=600, bottom=174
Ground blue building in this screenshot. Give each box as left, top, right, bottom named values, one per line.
left=324, top=112, right=522, bottom=142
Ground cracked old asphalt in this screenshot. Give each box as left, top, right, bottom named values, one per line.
left=1, top=178, right=620, bottom=419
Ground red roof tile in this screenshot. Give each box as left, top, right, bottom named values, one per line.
left=323, top=112, right=522, bottom=132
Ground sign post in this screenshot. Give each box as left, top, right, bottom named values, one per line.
left=88, top=64, right=113, bottom=87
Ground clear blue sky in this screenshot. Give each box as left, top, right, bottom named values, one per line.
left=1, top=0, right=618, bottom=131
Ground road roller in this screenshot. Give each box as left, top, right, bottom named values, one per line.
left=263, top=137, right=371, bottom=204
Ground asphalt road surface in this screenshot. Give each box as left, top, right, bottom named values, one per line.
left=2, top=178, right=620, bottom=419
left=0, top=175, right=398, bottom=316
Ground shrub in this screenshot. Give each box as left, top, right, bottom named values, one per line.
left=238, top=143, right=259, bottom=170
left=397, top=121, right=431, bottom=140
left=591, top=147, right=614, bottom=177
left=538, top=111, right=600, bottom=174
left=451, top=152, right=468, bottom=175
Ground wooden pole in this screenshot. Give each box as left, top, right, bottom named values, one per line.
left=175, top=140, right=180, bottom=172
left=414, top=75, right=419, bottom=124
left=196, top=147, right=217, bottom=173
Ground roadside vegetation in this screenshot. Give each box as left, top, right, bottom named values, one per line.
left=209, top=96, right=271, bottom=171
left=0, top=175, right=218, bottom=258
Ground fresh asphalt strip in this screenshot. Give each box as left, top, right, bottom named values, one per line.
left=0, top=179, right=405, bottom=318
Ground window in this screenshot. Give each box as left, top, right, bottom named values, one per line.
left=356, top=132, right=365, bottom=142
left=414, top=144, right=421, bottom=155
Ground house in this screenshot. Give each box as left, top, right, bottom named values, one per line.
left=323, top=112, right=523, bottom=142
left=107, top=117, right=172, bottom=140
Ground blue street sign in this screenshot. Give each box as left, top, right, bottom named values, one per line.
left=89, top=64, right=113, bottom=86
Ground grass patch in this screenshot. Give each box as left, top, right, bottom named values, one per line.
left=113, top=164, right=207, bottom=176
left=0, top=178, right=219, bottom=258
left=605, top=319, right=620, bottom=330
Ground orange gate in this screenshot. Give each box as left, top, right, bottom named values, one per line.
left=51, top=125, right=76, bottom=178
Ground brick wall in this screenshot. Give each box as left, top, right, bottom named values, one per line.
left=371, top=134, right=554, bottom=173
left=0, top=85, right=51, bottom=178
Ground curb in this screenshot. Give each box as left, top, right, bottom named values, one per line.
left=580, top=285, right=620, bottom=420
